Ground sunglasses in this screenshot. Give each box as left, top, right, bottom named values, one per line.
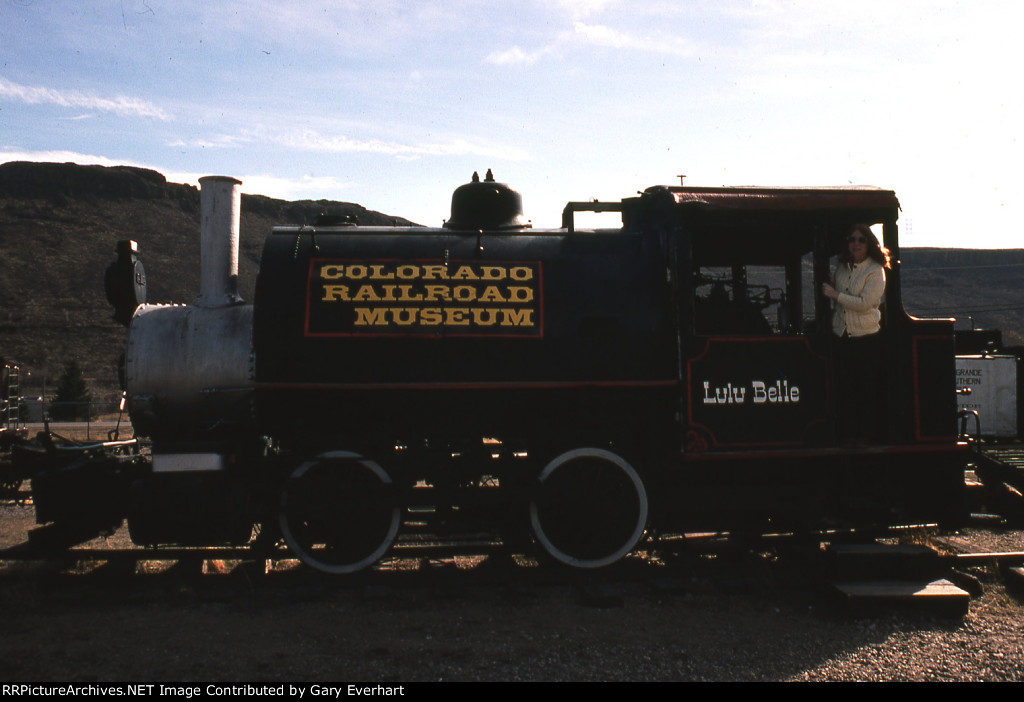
left=847, top=236, right=868, bottom=244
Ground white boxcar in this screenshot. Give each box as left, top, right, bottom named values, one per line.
left=956, top=355, right=1018, bottom=437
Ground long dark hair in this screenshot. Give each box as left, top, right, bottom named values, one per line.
left=839, top=223, right=891, bottom=269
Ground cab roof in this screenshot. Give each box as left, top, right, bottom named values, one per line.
left=655, top=185, right=899, bottom=213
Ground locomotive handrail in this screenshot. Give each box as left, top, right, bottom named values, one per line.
left=958, top=409, right=981, bottom=441
left=561, top=201, right=626, bottom=234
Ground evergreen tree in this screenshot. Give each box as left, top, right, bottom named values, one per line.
left=51, top=360, right=92, bottom=421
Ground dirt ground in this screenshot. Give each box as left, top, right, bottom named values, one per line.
left=2, top=494, right=1024, bottom=683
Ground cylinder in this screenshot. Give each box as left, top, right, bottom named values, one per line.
left=197, top=175, right=243, bottom=307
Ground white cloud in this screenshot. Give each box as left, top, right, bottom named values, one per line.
left=544, top=0, right=622, bottom=21
left=552, top=0, right=622, bottom=20
left=194, top=1, right=475, bottom=55
left=572, top=21, right=695, bottom=56
left=486, top=19, right=696, bottom=65
left=0, top=76, right=171, bottom=120
left=0, top=150, right=349, bottom=202
left=0, top=150, right=153, bottom=169
left=166, top=135, right=252, bottom=149
left=158, top=170, right=355, bottom=201
left=486, top=45, right=556, bottom=66
left=269, top=128, right=530, bottom=161
left=234, top=174, right=354, bottom=201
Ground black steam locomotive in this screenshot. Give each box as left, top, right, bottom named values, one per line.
left=30, top=171, right=966, bottom=572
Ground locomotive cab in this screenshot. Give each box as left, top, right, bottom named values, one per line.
left=651, top=185, right=964, bottom=532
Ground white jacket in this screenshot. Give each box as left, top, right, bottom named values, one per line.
left=832, top=259, right=885, bottom=337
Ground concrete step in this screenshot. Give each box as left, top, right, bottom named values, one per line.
left=830, top=578, right=970, bottom=617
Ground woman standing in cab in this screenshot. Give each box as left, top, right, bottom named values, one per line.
left=822, top=224, right=891, bottom=445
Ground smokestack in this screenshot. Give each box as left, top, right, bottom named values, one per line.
left=196, top=175, right=243, bottom=307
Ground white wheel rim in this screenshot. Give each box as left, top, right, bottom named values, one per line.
left=530, top=447, right=648, bottom=568
left=279, top=452, right=400, bottom=574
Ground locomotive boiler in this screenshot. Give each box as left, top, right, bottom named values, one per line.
left=35, top=171, right=968, bottom=573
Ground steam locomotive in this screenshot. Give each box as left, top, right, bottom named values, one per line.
left=28, top=172, right=968, bottom=572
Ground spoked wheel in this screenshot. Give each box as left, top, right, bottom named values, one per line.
left=279, top=451, right=400, bottom=574
left=529, top=447, right=648, bottom=568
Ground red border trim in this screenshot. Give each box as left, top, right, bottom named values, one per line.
left=257, top=379, right=677, bottom=392
left=679, top=440, right=966, bottom=463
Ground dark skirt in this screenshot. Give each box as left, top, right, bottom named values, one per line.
left=833, top=332, right=885, bottom=444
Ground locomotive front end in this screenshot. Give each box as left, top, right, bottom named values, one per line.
left=124, top=176, right=253, bottom=441
left=117, top=176, right=256, bottom=546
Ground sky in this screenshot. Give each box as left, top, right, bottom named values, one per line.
left=1, top=0, right=1021, bottom=247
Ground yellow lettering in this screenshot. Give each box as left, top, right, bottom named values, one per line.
left=421, top=265, right=447, bottom=280
left=472, top=308, right=500, bottom=325
left=420, top=308, right=443, bottom=325
left=453, top=285, right=476, bottom=302
left=316, top=262, right=541, bottom=335
left=424, top=285, right=451, bottom=301
left=392, top=308, right=417, bottom=325
left=397, top=285, right=423, bottom=301
left=480, top=266, right=507, bottom=281
left=322, top=285, right=351, bottom=301
left=478, top=286, right=506, bottom=303
left=501, top=309, right=534, bottom=327
left=352, top=285, right=379, bottom=302
left=354, top=308, right=387, bottom=326
left=507, top=286, right=534, bottom=303
left=451, top=265, right=479, bottom=281
left=445, top=308, right=471, bottom=325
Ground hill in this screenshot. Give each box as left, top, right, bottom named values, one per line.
left=0, top=161, right=416, bottom=404
left=899, top=248, right=1024, bottom=347
left=1, top=161, right=1021, bottom=407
